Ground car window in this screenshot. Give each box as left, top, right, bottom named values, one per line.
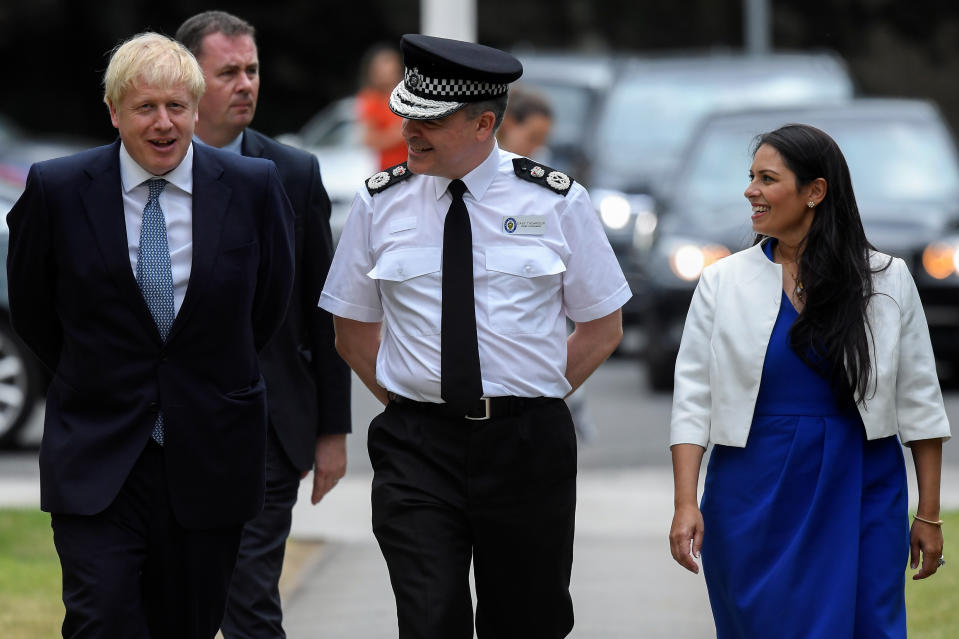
left=684, top=116, right=959, bottom=219
left=593, top=62, right=851, bottom=182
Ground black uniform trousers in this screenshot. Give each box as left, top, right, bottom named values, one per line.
left=220, top=427, right=301, bottom=639
left=50, top=440, right=243, bottom=639
left=369, top=397, right=577, bottom=639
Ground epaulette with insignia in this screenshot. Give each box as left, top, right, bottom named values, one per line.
left=366, top=162, right=413, bottom=195
left=512, top=158, right=573, bottom=196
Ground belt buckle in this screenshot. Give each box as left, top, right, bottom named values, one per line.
left=465, top=397, right=491, bottom=421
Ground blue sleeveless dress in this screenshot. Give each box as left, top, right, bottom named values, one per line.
left=699, top=241, right=909, bottom=639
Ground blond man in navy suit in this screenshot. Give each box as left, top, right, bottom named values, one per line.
left=6, top=32, right=294, bottom=638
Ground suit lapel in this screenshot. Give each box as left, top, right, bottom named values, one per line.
left=80, top=141, right=161, bottom=341
left=167, top=144, right=230, bottom=342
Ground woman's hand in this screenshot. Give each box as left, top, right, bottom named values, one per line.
left=910, top=518, right=945, bottom=580
left=670, top=503, right=705, bottom=574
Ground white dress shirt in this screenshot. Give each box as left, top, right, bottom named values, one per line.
left=670, top=240, right=951, bottom=448
left=320, top=143, right=631, bottom=401
left=193, top=131, right=244, bottom=154
left=118, top=142, right=194, bottom=314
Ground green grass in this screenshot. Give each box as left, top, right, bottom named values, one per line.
left=0, top=507, right=956, bottom=637
left=0, top=509, right=62, bottom=639
left=905, top=510, right=959, bottom=639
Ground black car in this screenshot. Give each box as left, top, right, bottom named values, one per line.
left=585, top=52, right=855, bottom=324
left=637, top=99, right=959, bottom=390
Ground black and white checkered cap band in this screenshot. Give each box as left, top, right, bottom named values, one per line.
left=404, top=67, right=509, bottom=99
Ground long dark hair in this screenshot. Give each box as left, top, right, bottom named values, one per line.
left=753, top=124, right=887, bottom=405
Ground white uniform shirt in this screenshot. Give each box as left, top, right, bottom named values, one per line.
left=118, top=142, right=194, bottom=314
left=319, top=144, right=631, bottom=401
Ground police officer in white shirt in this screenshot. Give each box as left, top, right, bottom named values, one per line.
left=319, top=34, right=630, bottom=639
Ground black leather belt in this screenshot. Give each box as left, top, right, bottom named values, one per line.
left=388, top=393, right=555, bottom=420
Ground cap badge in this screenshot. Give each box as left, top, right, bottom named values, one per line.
left=367, top=171, right=391, bottom=190
left=530, top=166, right=545, bottom=178
left=392, top=165, right=407, bottom=177
left=546, top=171, right=571, bottom=191
left=407, top=67, right=423, bottom=89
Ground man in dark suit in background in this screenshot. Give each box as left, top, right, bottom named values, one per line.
left=176, top=11, right=351, bottom=638
left=6, top=32, right=294, bottom=638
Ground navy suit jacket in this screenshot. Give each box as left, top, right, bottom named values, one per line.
left=242, top=128, right=351, bottom=472
left=6, top=140, right=294, bottom=529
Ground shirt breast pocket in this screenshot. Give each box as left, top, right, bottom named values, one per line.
left=368, top=247, right=443, bottom=336
left=486, top=246, right=566, bottom=335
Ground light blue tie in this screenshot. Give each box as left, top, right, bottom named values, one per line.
left=136, top=179, right=175, bottom=445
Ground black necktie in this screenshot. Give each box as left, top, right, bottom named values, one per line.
left=441, top=179, right=483, bottom=411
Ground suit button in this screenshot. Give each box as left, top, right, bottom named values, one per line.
left=148, top=401, right=159, bottom=412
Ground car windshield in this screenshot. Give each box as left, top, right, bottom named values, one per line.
left=594, top=65, right=849, bottom=180
left=684, top=115, right=959, bottom=221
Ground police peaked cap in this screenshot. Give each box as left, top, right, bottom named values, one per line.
left=389, top=34, right=523, bottom=120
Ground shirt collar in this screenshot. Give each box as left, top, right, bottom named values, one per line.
left=119, top=141, right=194, bottom=195
left=193, top=130, right=244, bottom=155
left=432, top=143, right=501, bottom=202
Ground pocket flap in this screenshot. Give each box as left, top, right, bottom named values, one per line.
left=485, top=246, right=566, bottom=278
left=368, top=247, right=442, bottom=282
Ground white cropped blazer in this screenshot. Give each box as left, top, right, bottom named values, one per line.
left=670, top=241, right=951, bottom=449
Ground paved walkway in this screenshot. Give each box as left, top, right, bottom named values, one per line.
left=283, top=469, right=715, bottom=639
left=279, top=465, right=959, bottom=639
left=3, top=460, right=956, bottom=638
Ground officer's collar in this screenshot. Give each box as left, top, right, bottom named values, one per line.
left=432, top=142, right=501, bottom=202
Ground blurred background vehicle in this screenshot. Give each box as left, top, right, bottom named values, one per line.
left=512, top=51, right=618, bottom=179
left=0, top=179, right=45, bottom=447
left=277, top=98, right=378, bottom=244
left=636, top=98, right=959, bottom=389
left=587, top=52, right=855, bottom=326
left=0, top=114, right=101, bottom=188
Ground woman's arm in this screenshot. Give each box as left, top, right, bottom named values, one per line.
left=909, top=437, right=945, bottom=580
left=670, top=443, right=707, bottom=573
left=668, top=269, right=718, bottom=573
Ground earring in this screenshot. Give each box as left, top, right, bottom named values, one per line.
left=807, top=201, right=815, bottom=208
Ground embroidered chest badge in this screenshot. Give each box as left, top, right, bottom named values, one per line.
left=502, top=215, right=546, bottom=235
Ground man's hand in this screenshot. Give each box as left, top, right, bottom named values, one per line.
left=304, top=433, right=347, bottom=504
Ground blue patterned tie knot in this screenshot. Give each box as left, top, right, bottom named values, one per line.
left=137, top=178, right=174, bottom=445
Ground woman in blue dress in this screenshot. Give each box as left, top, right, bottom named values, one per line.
left=668, top=124, right=950, bottom=638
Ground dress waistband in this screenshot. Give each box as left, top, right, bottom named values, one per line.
left=753, top=399, right=855, bottom=418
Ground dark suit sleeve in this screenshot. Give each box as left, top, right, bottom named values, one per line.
left=252, top=164, right=296, bottom=352
left=303, top=155, right=352, bottom=435
left=6, top=164, right=62, bottom=372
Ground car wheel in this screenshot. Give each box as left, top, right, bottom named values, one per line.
left=0, top=318, right=40, bottom=447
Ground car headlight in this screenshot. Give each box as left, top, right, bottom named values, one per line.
left=922, top=240, right=959, bottom=280
left=591, top=189, right=657, bottom=237
left=632, top=210, right=658, bottom=252
left=669, top=243, right=731, bottom=281
left=599, top=194, right=631, bottom=230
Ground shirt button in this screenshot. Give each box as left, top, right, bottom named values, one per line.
left=524, top=264, right=533, bottom=273
left=397, top=265, right=405, bottom=277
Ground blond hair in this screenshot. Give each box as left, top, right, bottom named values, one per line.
left=103, top=32, right=205, bottom=107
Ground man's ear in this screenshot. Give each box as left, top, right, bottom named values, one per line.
left=108, top=100, right=120, bottom=129
left=474, top=111, right=496, bottom=143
